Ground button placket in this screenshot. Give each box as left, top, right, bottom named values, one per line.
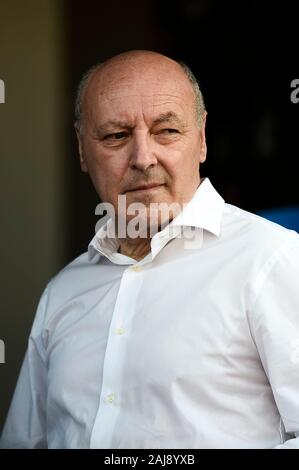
left=90, top=265, right=145, bottom=448
left=131, top=265, right=143, bottom=272
left=115, top=327, right=126, bottom=335
left=106, top=392, right=117, bottom=404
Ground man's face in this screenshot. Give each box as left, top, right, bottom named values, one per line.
left=76, top=56, right=207, bottom=233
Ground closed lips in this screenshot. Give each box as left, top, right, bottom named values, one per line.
left=127, top=183, right=164, bottom=191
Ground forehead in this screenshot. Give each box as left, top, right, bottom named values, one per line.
left=85, top=71, right=195, bottom=124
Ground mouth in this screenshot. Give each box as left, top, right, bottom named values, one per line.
left=126, top=183, right=164, bottom=193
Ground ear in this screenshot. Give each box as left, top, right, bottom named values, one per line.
left=75, top=123, right=88, bottom=173
left=199, top=111, right=207, bottom=164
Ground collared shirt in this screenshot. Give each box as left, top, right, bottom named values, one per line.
left=1, top=178, right=299, bottom=449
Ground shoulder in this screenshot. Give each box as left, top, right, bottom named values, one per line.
left=47, top=250, right=103, bottom=306
left=222, top=203, right=299, bottom=295
left=222, top=203, right=299, bottom=254
left=220, top=204, right=299, bottom=309
left=32, top=250, right=104, bottom=330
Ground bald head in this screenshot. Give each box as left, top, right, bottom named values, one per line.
left=75, top=50, right=206, bottom=132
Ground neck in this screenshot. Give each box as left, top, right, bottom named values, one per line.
left=117, top=237, right=151, bottom=261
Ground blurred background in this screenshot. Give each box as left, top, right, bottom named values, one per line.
left=0, top=0, right=298, bottom=431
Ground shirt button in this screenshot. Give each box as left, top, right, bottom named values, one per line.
left=131, top=265, right=143, bottom=272
left=106, top=393, right=116, bottom=404
left=115, top=327, right=125, bottom=335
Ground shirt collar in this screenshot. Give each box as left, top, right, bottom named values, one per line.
left=88, top=178, right=225, bottom=263
left=169, top=177, right=224, bottom=235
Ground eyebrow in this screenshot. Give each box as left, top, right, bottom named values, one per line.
left=152, top=111, right=184, bottom=127
left=96, top=111, right=185, bottom=133
left=96, top=120, right=130, bottom=132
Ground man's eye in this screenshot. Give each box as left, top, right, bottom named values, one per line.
left=105, top=132, right=127, bottom=140
left=161, top=128, right=179, bottom=134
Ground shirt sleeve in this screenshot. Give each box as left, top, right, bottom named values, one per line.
left=248, top=240, right=299, bottom=449
left=0, top=286, right=49, bottom=449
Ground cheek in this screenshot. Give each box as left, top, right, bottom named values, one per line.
left=87, top=155, right=128, bottom=200
left=160, top=140, right=201, bottom=185
left=84, top=140, right=123, bottom=175
left=159, top=145, right=192, bottom=175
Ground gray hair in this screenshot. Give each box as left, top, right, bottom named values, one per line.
left=177, top=61, right=206, bottom=126
left=75, top=59, right=206, bottom=131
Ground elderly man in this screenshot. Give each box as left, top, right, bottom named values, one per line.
left=1, top=50, right=299, bottom=449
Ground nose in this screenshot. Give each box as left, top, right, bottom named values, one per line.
left=129, top=130, right=158, bottom=171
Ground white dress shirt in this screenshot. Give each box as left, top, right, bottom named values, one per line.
left=1, top=178, right=299, bottom=449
